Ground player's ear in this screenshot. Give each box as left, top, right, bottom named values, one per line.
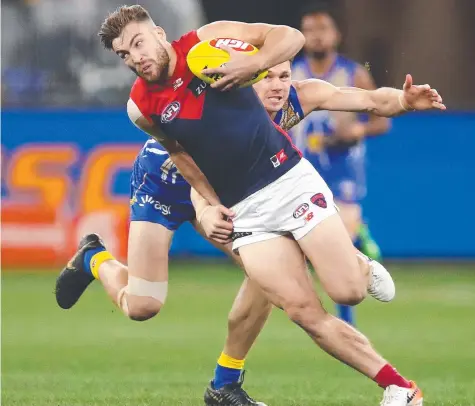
left=154, top=26, right=166, bottom=41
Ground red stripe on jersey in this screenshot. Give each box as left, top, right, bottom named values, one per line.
left=273, top=122, right=302, bottom=157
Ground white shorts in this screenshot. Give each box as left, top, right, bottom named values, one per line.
left=231, top=158, right=338, bottom=252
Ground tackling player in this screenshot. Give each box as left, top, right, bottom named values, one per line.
left=199, top=60, right=443, bottom=405
left=292, top=3, right=389, bottom=324
left=57, top=5, right=444, bottom=406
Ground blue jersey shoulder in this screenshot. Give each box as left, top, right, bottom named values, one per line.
left=274, top=85, right=305, bottom=131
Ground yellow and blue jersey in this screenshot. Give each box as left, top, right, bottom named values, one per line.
left=291, top=54, right=367, bottom=203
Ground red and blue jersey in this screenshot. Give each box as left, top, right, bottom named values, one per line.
left=130, top=31, right=301, bottom=207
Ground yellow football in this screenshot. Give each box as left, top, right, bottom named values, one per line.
left=186, top=38, right=268, bottom=87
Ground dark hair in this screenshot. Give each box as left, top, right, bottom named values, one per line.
left=299, top=2, right=340, bottom=30
left=98, top=5, right=152, bottom=50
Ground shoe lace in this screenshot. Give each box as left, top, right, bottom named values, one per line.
left=226, top=371, right=257, bottom=405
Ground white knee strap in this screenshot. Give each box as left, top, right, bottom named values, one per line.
left=126, top=275, right=168, bottom=304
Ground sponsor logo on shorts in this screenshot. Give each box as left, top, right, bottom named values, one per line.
left=293, top=203, right=309, bottom=219
left=305, top=212, right=314, bottom=222
left=270, top=149, right=288, bottom=168
left=137, top=194, right=171, bottom=216
left=161, top=101, right=180, bottom=123
left=311, top=193, right=327, bottom=208
left=231, top=231, right=252, bottom=241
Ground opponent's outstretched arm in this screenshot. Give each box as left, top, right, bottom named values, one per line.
left=296, top=74, right=446, bottom=117
left=127, top=99, right=221, bottom=206
left=198, top=21, right=305, bottom=90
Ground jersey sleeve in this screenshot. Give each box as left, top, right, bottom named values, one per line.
left=129, top=79, right=152, bottom=123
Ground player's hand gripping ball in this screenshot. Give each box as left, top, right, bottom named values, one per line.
left=186, top=38, right=268, bottom=88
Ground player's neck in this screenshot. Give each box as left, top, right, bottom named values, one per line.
left=307, top=52, right=337, bottom=77
left=166, top=43, right=178, bottom=79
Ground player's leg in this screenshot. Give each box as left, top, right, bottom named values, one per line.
left=55, top=163, right=189, bottom=320
left=334, top=199, right=362, bottom=243
left=103, top=220, right=172, bottom=320
left=288, top=162, right=394, bottom=306
left=357, top=221, right=382, bottom=261
left=194, top=223, right=272, bottom=387
left=193, top=222, right=271, bottom=406
left=239, top=235, right=421, bottom=405
left=335, top=197, right=381, bottom=260
left=55, top=221, right=172, bottom=321
left=194, top=221, right=273, bottom=363
left=324, top=199, right=362, bottom=324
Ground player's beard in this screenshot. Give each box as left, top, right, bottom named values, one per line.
left=130, top=45, right=170, bottom=83
left=153, top=45, right=171, bottom=83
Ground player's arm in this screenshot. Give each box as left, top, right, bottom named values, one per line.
left=198, top=21, right=305, bottom=89
left=352, top=66, right=390, bottom=136
left=190, top=188, right=234, bottom=244
left=127, top=99, right=221, bottom=206
left=296, top=74, right=445, bottom=119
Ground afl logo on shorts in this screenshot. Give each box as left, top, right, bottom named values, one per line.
left=161, top=101, right=181, bottom=123
left=293, top=203, right=309, bottom=219
left=311, top=193, right=327, bottom=209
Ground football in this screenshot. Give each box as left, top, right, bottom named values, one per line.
left=186, top=38, right=268, bottom=87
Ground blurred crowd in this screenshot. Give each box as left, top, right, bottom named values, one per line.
left=2, top=0, right=206, bottom=107
left=2, top=0, right=475, bottom=109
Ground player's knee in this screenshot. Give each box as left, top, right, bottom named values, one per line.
left=284, top=299, right=321, bottom=328
left=328, top=282, right=366, bottom=306
left=117, top=276, right=168, bottom=321
left=127, top=297, right=163, bottom=321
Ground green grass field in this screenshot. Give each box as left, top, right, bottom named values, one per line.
left=2, top=262, right=475, bottom=406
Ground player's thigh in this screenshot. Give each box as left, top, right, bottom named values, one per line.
left=129, top=172, right=193, bottom=281
left=192, top=219, right=243, bottom=268
left=297, top=212, right=365, bottom=305
left=128, top=220, right=173, bottom=282
left=238, top=235, right=319, bottom=314
left=335, top=199, right=362, bottom=240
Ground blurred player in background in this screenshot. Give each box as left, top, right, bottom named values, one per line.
left=291, top=2, right=390, bottom=324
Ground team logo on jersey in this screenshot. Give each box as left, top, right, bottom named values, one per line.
left=293, top=203, right=309, bottom=219
left=279, top=100, right=301, bottom=131
left=311, top=193, right=327, bottom=209
left=270, top=149, right=288, bottom=168
left=161, top=101, right=181, bottom=123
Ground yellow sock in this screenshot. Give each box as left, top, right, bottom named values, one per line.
left=90, top=251, right=115, bottom=279
left=217, top=352, right=245, bottom=369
